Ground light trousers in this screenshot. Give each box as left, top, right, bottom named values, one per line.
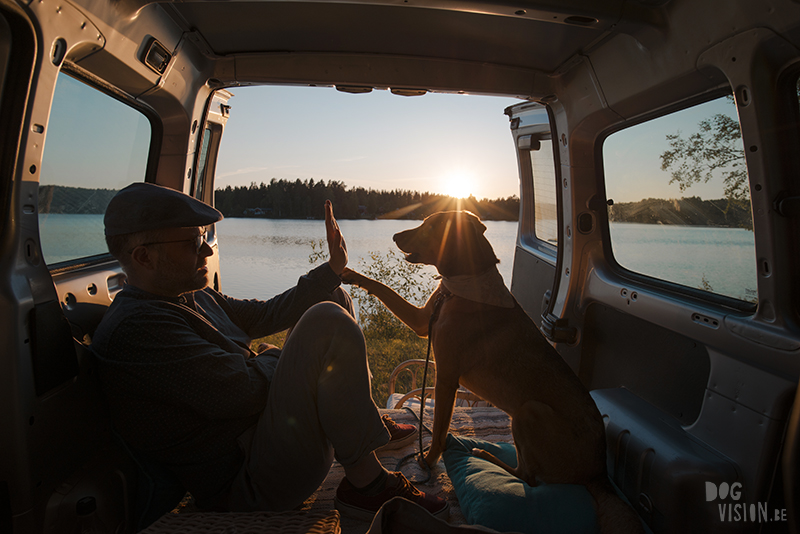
left=223, top=289, right=390, bottom=511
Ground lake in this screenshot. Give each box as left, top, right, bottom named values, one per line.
left=215, top=217, right=518, bottom=299
left=38, top=214, right=757, bottom=303
left=609, top=222, right=757, bottom=302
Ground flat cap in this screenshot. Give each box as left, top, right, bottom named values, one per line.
left=104, top=182, right=223, bottom=236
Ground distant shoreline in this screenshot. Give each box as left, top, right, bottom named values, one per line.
left=37, top=184, right=752, bottom=228
left=608, top=196, right=752, bottom=230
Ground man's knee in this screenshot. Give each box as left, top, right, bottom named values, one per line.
left=304, top=300, right=347, bottom=320
left=301, top=301, right=361, bottom=339
left=291, top=302, right=366, bottom=373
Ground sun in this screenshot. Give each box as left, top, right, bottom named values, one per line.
left=443, top=172, right=475, bottom=199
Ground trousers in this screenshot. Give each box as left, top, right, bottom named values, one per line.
left=221, top=289, right=390, bottom=511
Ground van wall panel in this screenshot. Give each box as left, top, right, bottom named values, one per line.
left=582, top=302, right=710, bottom=425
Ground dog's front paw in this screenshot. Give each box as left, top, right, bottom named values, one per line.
left=471, top=448, right=493, bottom=461
left=423, top=450, right=442, bottom=469
left=417, top=454, right=431, bottom=470
left=470, top=448, right=513, bottom=476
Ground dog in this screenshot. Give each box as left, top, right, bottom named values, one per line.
left=342, top=211, right=642, bottom=533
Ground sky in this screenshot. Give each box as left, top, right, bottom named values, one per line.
left=603, top=95, right=738, bottom=203
left=40, top=73, right=741, bottom=204
left=214, top=86, right=524, bottom=200
left=215, top=86, right=739, bottom=204
left=41, top=74, right=151, bottom=191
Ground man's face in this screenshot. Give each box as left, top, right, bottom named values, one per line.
left=147, top=227, right=213, bottom=296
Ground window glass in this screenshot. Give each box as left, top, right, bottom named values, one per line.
left=603, top=94, right=757, bottom=303
left=38, top=73, right=151, bottom=265
left=528, top=137, right=557, bottom=246
left=194, top=126, right=212, bottom=199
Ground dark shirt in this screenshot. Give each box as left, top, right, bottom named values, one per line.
left=91, top=263, right=341, bottom=506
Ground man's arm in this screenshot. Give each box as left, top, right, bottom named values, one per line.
left=217, top=200, right=348, bottom=338
left=213, top=261, right=342, bottom=339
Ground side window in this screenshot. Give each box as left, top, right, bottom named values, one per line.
left=528, top=136, right=558, bottom=247
left=603, top=93, right=757, bottom=303
left=38, top=72, right=151, bottom=265
left=194, top=126, right=213, bottom=200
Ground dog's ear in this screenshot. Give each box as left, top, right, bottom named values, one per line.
left=436, top=212, right=498, bottom=276
left=466, top=213, right=500, bottom=268
left=465, top=211, right=487, bottom=235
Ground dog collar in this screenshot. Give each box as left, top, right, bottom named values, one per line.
left=440, top=268, right=516, bottom=308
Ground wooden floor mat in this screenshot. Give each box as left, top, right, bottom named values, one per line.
left=142, top=509, right=341, bottom=533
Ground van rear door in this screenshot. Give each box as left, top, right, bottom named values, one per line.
left=191, top=89, right=232, bottom=292
left=505, top=103, right=562, bottom=339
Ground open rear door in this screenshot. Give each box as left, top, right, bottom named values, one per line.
left=192, top=89, right=232, bottom=292
left=505, top=102, right=562, bottom=338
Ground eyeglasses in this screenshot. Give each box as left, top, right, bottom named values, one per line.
left=129, top=231, right=209, bottom=254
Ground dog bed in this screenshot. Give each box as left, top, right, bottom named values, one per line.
left=442, top=434, right=599, bottom=534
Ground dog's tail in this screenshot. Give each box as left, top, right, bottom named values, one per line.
left=585, top=477, right=644, bottom=534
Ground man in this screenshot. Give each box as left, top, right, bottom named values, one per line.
left=92, top=182, right=447, bottom=520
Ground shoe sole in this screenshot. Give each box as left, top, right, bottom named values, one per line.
left=334, top=495, right=450, bottom=522
left=376, top=429, right=418, bottom=451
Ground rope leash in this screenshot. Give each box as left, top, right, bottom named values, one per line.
left=394, top=291, right=448, bottom=484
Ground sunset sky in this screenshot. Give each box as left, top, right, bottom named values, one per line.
left=214, top=86, right=524, bottom=200
left=42, top=74, right=736, bottom=204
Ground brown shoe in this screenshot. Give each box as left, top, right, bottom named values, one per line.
left=335, top=472, right=449, bottom=521
left=377, top=415, right=418, bottom=451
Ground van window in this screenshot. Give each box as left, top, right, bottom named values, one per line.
left=38, top=72, right=151, bottom=265
left=603, top=94, right=757, bottom=303
left=528, top=136, right=558, bottom=247
left=194, top=126, right=213, bottom=199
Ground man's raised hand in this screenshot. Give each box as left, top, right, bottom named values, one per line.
left=325, top=200, right=348, bottom=275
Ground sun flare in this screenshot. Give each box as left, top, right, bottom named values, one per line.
left=443, top=172, right=475, bottom=199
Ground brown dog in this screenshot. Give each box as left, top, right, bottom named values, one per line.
left=342, top=211, right=642, bottom=533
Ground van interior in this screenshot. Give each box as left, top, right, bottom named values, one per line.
left=1, top=0, right=799, bottom=532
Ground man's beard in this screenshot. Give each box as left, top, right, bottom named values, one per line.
left=157, top=253, right=209, bottom=296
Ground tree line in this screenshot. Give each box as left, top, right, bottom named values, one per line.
left=35, top=181, right=520, bottom=221
left=37, top=181, right=753, bottom=229
left=213, top=178, right=521, bottom=220
left=608, top=196, right=752, bottom=229
left=38, top=185, right=118, bottom=214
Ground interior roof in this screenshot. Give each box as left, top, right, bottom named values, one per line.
left=61, top=0, right=800, bottom=101
left=164, top=0, right=632, bottom=74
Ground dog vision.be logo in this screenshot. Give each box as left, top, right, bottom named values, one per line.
left=706, top=482, right=787, bottom=524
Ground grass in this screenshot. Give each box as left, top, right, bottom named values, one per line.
left=251, top=330, right=288, bottom=351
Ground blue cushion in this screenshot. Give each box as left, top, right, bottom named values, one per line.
left=443, top=434, right=599, bottom=534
